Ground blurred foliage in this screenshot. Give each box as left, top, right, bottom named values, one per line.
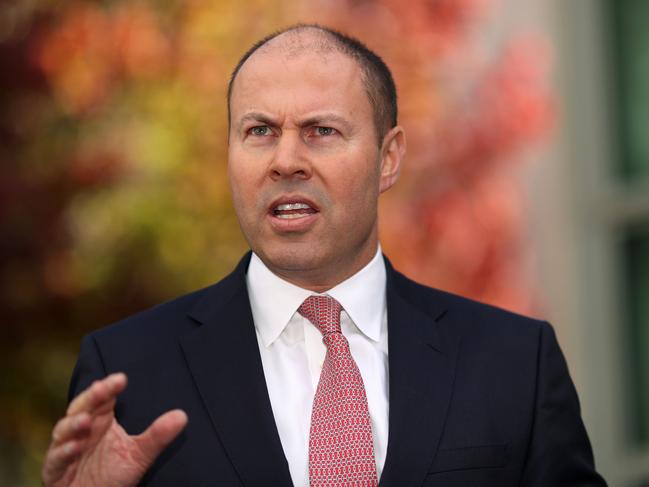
left=0, top=0, right=553, bottom=484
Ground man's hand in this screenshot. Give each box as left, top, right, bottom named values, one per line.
left=42, top=373, right=188, bottom=487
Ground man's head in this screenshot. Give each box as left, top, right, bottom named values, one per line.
left=227, top=24, right=398, bottom=144
left=227, top=25, right=406, bottom=291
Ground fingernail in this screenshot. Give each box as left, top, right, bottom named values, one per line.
left=64, top=442, right=75, bottom=455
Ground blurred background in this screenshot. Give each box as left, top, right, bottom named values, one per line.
left=0, top=0, right=647, bottom=485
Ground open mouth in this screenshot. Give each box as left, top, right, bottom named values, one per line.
left=272, top=202, right=318, bottom=219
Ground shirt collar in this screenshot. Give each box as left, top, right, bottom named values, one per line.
left=246, top=247, right=386, bottom=347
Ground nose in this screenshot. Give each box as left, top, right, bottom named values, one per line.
left=268, top=131, right=312, bottom=181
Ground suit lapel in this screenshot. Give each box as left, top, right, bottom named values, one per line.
left=180, top=254, right=293, bottom=487
left=380, top=261, right=460, bottom=487
left=177, top=253, right=458, bottom=487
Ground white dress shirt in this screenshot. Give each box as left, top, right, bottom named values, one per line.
left=246, top=248, right=389, bottom=487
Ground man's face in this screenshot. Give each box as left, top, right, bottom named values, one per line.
left=228, top=36, right=402, bottom=290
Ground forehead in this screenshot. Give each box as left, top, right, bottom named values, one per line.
left=230, top=34, right=371, bottom=120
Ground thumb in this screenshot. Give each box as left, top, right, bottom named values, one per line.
left=133, top=409, right=188, bottom=466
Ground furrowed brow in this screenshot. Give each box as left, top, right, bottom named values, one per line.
left=237, top=112, right=278, bottom=132
left=299, top=114, right=353, bottom=132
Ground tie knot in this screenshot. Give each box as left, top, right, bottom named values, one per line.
left=298, top=295, right=343, bottom=336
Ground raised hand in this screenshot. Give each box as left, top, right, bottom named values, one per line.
left=42, top=373, right=187, bottom=487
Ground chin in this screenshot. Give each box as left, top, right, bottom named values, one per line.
left=255, top=242, right=332, bottom=275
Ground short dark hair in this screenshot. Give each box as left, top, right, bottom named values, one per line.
left=227, top=24, right=398, bottom=143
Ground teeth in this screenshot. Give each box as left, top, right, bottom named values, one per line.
left=276, top=213, right=310, bottom=219
left=276, top=203, right=311, bottom=211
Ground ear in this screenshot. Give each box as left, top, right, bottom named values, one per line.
left=378, top=126, right=406, bottom=193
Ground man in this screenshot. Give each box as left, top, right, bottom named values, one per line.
left=42, top=24, right=607, bottom=486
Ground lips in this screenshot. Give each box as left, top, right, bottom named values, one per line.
left=270, top=198, right=319, bottom=220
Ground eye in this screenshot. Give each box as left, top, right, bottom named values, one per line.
left=315, top=126, right=337, bottom=136
left=249, top=126, right=273, bottom=136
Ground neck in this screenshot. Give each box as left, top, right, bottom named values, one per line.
left=262, top=245, right=379, bottom=293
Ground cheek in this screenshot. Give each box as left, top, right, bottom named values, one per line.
left=228, top=172, right=255, bottom=223
left=331, top=167, right=380, bottom=222
left=228, top=156, right=258, bottom=199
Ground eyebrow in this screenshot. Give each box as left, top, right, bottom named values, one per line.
left=299, top=113, right=354, bottom=133
left=236, top=111, right=354, bottom=133
left=237, top=112, right=279, bottom=132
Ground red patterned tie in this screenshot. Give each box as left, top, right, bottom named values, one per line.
left=298, top=295, right=378, bottom=487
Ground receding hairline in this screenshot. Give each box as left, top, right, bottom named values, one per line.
left=230, top=29, right=361, bottom=99
left=229, top=26, right=363, bottom=103
left=227, top=24, right=398, bottom=142
left=246, top=26, right=342, bottom=59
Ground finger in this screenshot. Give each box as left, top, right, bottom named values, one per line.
left=67, top=372, right=127, bottom=416
left=133, top=410, right=188, bottom=467
left=51, top=412, right=92, bottom=447
left=42, top=439, right=82, bottom=485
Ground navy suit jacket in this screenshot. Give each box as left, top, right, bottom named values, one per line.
left=69, top=253, right=607, bottom=486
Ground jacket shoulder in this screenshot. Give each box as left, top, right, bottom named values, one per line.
left=89, top=255, right=249, bottom=349
left=388, top=263, right=548, bottom=342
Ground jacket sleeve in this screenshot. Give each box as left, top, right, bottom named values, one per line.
left=67, top=333, right=108, bottom=403
left=521, top=322, right=607, bottom=486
